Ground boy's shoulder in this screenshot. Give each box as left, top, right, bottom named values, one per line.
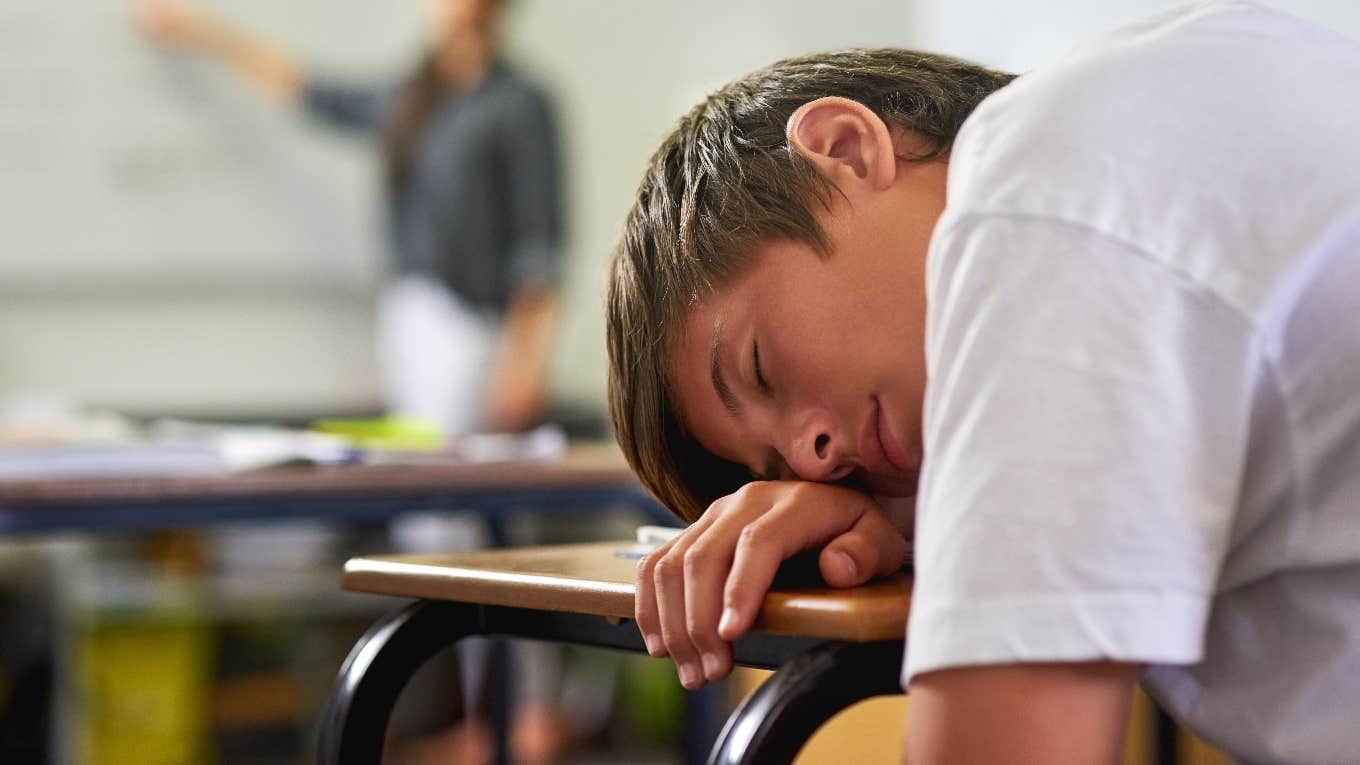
left=937, top=0, right=1360, bottom=280
left=948, top=2, right=1305, bottom=195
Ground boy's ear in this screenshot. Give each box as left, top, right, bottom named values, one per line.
left=785, top=96, right=898, bottom=191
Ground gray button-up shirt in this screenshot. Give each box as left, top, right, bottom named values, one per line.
left=304, top=62, right=562, bottom=312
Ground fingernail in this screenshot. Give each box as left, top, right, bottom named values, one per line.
left=644, top=633, right=663, bottom=656
left=838, top=551, right=857, bottom=580
left=678, top=663, right=701, bottom=688
left=702, top=653, right=724, bottom=680
left=718, top=608, right=739, bottom=636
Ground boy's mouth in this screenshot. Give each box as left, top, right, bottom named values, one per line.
left=860, top=396, right=915, bottom=479
left=859, top=398, right=893, bottom=475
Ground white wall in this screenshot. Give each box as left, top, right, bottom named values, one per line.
left=3, top=1, right=1358, bottom=419
left=908, top=0, right=1360, bottom=70
left=0, top=0, right=417, bottom=416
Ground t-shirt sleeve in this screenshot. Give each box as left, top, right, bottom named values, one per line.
left=904, top=214, right=1261, bottom=686
left=300, top=76, right=393, bottom=136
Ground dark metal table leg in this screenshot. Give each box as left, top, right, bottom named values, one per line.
left=319, top=597, right=853, bottom=765
left=707, top=640, right=905, bottom=765
left=318, top=600, right=482, bottom=765
left=1154, top=704, right=1179, bottom=765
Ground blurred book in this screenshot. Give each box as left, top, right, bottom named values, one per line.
left=354, top=423, right=569, bottom=466
left=0, top=443, right=228, bottom=480
left=0, top=401, right=567, bottom=480
left=0, top=412, right=355, bottom=480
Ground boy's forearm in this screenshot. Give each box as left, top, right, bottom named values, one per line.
left=904, top=661, right=1138, bottom=765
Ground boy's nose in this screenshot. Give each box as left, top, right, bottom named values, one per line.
left=783, top=411, right=851, bottom=483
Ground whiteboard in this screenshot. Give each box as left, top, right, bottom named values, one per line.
left=0, top=0, right=424, bottom=290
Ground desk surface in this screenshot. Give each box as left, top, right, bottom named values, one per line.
left=0, top=445, right=662, bottom=535
left=343, top=541, right=912, bottom=643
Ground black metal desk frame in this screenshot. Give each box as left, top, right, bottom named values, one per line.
left=318, top=599, right=906, bottom=765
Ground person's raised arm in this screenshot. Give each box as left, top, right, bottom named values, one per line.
left=135, top=0, right=302, bottom=104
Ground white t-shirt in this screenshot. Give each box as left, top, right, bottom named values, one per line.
left=906, top=2, right=1360, bottom=762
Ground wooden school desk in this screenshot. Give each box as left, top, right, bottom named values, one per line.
left=319, top=541, right=911, bottom=764
left=0, top=445, right=666, bottom=535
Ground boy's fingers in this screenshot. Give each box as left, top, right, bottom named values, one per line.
left=635, top=515, right=713, bottom=660
left=682, top=541, right=732, bottom=678
left=717, top=520, right=777, bottom=641
left=817, top=509, right=909, bottom=588
left=652, top=542, right=705, bottom=689
left=633, top=547, right=668, bottom=657
left=683, top=506, right=756, bottom=681
left=718, top=489, right=877, bottom=640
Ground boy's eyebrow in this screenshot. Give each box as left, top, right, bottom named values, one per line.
left=711, top=320, right=741, bottom=417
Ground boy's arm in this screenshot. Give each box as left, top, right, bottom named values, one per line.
left=905, top=661, right=1139, bottom=765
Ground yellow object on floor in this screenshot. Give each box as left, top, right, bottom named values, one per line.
left=72, top=616, right=216, bottom=765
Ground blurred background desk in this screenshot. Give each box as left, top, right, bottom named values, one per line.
left=0, top=445, right=666, bottom=536
left=0, top=446, right=678, bottom=765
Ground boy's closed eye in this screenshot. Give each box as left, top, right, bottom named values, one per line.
left=752, top=339, right=772, bottom=393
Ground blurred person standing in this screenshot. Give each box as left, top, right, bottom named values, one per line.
left=135, top=2, right=569, bottom=764
left=137, top=0, right=561, bottom=437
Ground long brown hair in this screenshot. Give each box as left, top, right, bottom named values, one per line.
left=606, top=48, right=1015, bottom=523
left=384, top=52, right=446, bottom=192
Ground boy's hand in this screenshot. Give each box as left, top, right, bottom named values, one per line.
left=635, top=480, right=908, bottom=689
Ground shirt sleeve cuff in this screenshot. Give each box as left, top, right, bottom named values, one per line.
left=902, top=591, right=1211, bottom=689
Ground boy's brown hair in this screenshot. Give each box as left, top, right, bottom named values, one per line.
left=607, top=48, right=1015, bottom=523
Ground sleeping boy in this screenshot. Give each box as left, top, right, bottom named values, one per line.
left=606, top=2, right=1360, bottom=762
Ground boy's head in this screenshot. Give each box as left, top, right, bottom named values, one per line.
left=607, top=48, right=1014, bottom=523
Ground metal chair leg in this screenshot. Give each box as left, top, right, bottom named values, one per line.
left=707, top=640, right=905, bottom=765
left=318, top=600, right=481, bottom=764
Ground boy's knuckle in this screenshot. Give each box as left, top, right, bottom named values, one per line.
left=653, top=553, right=682, bottom=582
left=682, top=543, right=711, bottom=571
left=658, top=624, right=683, bottom=649
left=736, top=522, right=772, bottom=550
left=707, top=494, right=733, bottom=516
left=637, top=552, right=657, bottom=576
left=663, top=632, right=693, bottom=660
left=731, top=480, right=770, bottom=505
left=634, top=606, right=653, bottom=628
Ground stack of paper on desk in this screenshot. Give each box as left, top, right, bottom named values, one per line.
left=0, top=403, right=570, bottom=479
left=0, top=419, right=356, bottom=480
left=0, top=442, right=228, bottom=479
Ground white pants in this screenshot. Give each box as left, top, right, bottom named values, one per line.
left=377, top=275, right=500, bottom=436
left=379, top=277, right=561, bottom=707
